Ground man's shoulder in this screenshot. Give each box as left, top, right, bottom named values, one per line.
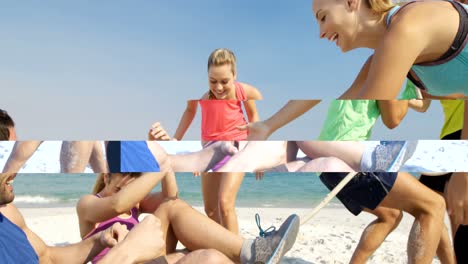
left=0, top=203, right=26, bottom=229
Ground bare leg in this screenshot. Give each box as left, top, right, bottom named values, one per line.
left=350, top=207, right=403, bottom=264
left=296, top=141, right=364, bottom=171
left=445, top=183, right=465, bottom=264
left=266, top=156, right=355, bottom=172
left=169, top=142, right=238, bottom=172
left=219, top=172, right=245, bottom=234
left=289, top=155, right=373, bottom=264
left=430, top=190, right=455, bottom=264
left=217, top=141, right=287, bottom=172
left=378, top=172, right=445, bottom=264
left=153, top=199, right=244, bottom=262
left=88, top=141, right=108, bottom=173
left=436, top=225, right=455, bottom=264
left=2, top=141, right=43, bottom=172
left=201, top=173, right=222, bottom=224
left=146, top=251, right=188, bottom=264
left=147, top=141, right=238, bottom=172
left=60, top=141, right=95, bottom=173
left=296, top=157, right=355, bottom=172
left=264, top=157, right=310, bottom=172
left=173, top=249, right=234, bottom=264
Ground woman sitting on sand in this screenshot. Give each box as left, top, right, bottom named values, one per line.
left=76, top=171, right=300, bottom=264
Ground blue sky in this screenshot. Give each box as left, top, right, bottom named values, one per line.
left=1, top=1, right=443, bottom=140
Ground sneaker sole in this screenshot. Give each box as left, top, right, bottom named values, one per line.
left=265, top=214, right=300, bottom=264
left=387, top=141, right=418, bottom=172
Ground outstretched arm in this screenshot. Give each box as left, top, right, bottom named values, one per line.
left=239, top=100, right=320, bottom=140
left=2, top=141, right=43, bottom=173
left=339, top=55, right=373, bottom=99
left=239, top=53, right=371, bottom=139
left=173, top=100, right=199, bottom=140
left=76, top=173, right=166, bottom=225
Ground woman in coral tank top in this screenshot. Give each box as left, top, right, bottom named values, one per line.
left=173, top=48, right=263, bottom=234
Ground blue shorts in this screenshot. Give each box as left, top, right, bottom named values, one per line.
left=106, top=141, right=160, bottom=173
left=319, top=172, right=397, bottom=216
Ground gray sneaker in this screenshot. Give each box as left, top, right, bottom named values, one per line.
left=373, top=141, right=418, bottom=172
left=252, top=214, right=300, bottom=264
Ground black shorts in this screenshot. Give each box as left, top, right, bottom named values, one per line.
left=319, top=172, right=398, bottom=216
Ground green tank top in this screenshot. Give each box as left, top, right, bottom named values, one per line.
left=318, top=100, right=380, bottom=140
left=319, top=84, right=417, bottom=140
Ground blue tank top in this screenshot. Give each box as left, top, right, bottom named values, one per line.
left=386, top=1, right=468, bottom=96
left=0, top=213, right=38, bottom=264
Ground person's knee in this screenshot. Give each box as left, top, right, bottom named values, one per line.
left=321, top=157, right=352, bottom=171
left=199, top=249, right=229, bottom=263
left=204, top=205, right=218, bottom=218
left=155, top=198, right=188, bottom=215
left=375, top=208, right=403, bottom=227
left=218, top=195, right=235, bottom=217
left=414, top=193, right=445, bottom=220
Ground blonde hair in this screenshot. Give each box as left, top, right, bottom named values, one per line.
left=207, top=48, right=237, bottom=76
left=92, top=173, right=107, bottom=194
left=92, top=173, right=142, bottom=194
left=366, top=0, right=395, bottom=13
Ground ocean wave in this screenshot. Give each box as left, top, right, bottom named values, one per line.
left=15, top=195, right=61, bottom=204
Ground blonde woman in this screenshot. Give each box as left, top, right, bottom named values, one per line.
left=169, top=48, right=263, bottom=234
left=77, top=172, right=300, bottom=264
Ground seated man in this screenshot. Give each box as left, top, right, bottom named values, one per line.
left=0, top=172, right=166, bottom=264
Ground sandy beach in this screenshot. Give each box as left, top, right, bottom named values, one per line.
left=20, top=205, right=448, bottom=264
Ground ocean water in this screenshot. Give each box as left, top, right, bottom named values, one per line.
left=12, top=173, right=339, bottom=209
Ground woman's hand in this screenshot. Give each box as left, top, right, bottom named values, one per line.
left=148, top=122, right=171, bottom=141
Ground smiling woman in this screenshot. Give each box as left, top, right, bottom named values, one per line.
left=312, top=0, right=468, bottom=99
left=163, top=48, right=265, bottom=235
